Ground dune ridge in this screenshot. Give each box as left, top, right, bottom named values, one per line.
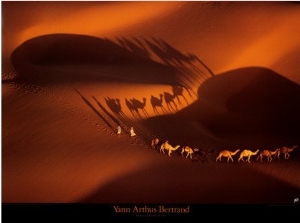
left=2, top=2, right=300, bottom=212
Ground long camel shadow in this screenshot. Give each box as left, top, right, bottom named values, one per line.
left=124, top=97, right=147, bottom=119
left=104, top=97, right=123, bottom=117
left=93, top=96, right=120, bottom=126
left=11, top=34, right=187, bottom=86
left=74, top=88, right=112, bottom=129
left=150, top=94, right=167, bottom=115
left=130, top=97, right=149, bottom=118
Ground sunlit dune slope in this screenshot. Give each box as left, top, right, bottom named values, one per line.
left=2, top=1, right=300, bottom=206
left=3, top=1, right=300, bottom=84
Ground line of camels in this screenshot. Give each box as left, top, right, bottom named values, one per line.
left=151, top=138, right=298, bottom=163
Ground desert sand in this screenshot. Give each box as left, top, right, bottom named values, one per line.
left=2, top=1, right=300, bottom=220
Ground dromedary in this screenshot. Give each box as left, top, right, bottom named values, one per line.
left=216, top=149, right=240, bottom=163
left=276, top=145, right=297, bottom=160
left=151, top=137, right=160, bottom=149
left=181, top=146, right=198, bottom=159
left=194, top=148, right=216, bottom=162
left=160, top=141, right=181, bottom=157
left=238, top=149, right=259, bottom=163
left=257, top=148, right=280, bottom=163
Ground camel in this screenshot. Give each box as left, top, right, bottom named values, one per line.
left=151, top=138, right=160, bottom=149
left=160, top=141, right=181, bottom=156
left=181, top=146, right=199, bottom=159
left=276, top=145, right=297, bottom=160
left=216, top=149, right=240, bottom=163
left=193, top=148, right=216, bottom=162
left=257, top=148, right=280, bottom=163
left=238, top=149, right=259, bottom=163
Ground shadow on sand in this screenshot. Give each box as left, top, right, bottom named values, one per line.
left=143, top=67, right=300, bottom=149
left=11, top=34, right=211, bottom=88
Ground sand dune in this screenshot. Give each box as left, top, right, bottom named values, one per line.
left=2, top=1, right=300, bottom=221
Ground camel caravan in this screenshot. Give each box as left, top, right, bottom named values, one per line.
left=151, top=138, right=298, bottom=164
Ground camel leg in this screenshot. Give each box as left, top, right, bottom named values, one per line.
left=247, top=156, right=251, bottom=163
left=181, top=149, right=184, bottom=157
left=277, top=152, right=281, bottom=160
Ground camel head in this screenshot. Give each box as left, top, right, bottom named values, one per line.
left=232, top=149, right=240, bottom=155
left=175, top=145, right=181, bottom=150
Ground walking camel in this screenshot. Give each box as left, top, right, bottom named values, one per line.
left=238, top=149, right=259, bottom=163
left=216, top=149, right=240, bottom=163
left=276, top=145, right=297, bottom=160
left=194, top=148, right=216, bottom=162
left=181, top=146, right=198, bottom=159
left=257, top=148, right=280, bottom=163
left=160, top=141, right=181, bottom=157
left=151, top=137, right=159, bottom=149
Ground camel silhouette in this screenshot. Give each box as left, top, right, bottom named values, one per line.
left=105, top=97, right=122, bottom=115
left=163, top=91, right=177, bottom=112
left=150, top=94, right=167, bottom=115
left=125, top=98, right=140, bottom=118
left=172, top=85, right=189, bottom=106
left=130, top=98, right=148, bottom=117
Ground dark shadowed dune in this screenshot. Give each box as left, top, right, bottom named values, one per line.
left=197, top=67, right=300, bottom=141
left=3, top=2, right=300, bottom=220
left=142, top=67, right=300, bottom=150
left=11, top=34, right=181, bottom=85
